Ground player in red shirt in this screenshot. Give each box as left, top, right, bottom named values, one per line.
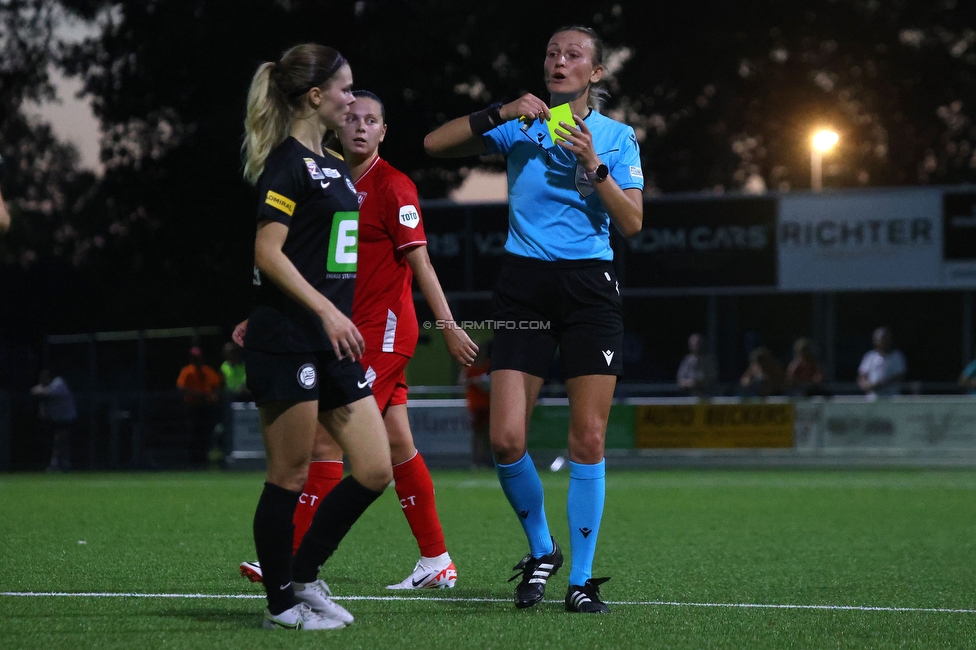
left=240, top=91, right=478, bottom=590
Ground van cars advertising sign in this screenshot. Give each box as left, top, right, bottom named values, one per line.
left=623, top=196, right=777, bottom=287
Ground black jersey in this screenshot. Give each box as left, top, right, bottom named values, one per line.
left=245, top=137, right=360, bottom=353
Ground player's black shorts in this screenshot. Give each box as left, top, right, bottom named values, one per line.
left=490, top=255, right=624, bottom=379
left=244, top=348, right=373, bottom=411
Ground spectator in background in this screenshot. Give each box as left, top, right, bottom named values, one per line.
left=785, top=337, right=824, bottom=396
left=176, top=346, right=223, bottom=466
left=958, top=355, right=976, bottom=394
left=221, top=341, right=249, bottom=400
left=857, top=326, right=907, bottom=397
left=461, top=340, right=492, bottom=467
left=31, top=369, right=77, bottom=471
left=218, top=340, right=249, bottom=462
left=740, top=346, right=785, bottom=397
left=676, top=333, right=718, bottom=397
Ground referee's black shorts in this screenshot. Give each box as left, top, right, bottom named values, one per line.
left=244, top=348, right=373, bottom=411
left=490, top=255, right=624, bottom=379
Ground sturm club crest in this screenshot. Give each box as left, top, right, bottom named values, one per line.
left=297, top=364, right=317, bottom=389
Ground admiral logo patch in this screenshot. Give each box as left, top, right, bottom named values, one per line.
left=265, top=190, right=295, bottom=216
left=398, top=204, right=420, bottom=229
left=303, top=158, right=325, bottom=180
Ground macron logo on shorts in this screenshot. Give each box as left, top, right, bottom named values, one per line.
left=297, top=364, right=317, bottom=389
left=603, top=350, right=615, bottom=366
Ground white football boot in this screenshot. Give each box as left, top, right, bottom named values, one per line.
left=293, top=579, right=355, bottom=625
left=386, top=552, right=458, bottom=590
left=262, top=602, right=344, bottom=631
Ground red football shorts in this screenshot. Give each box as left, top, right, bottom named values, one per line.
left=359, top=350, right=409, bottom=411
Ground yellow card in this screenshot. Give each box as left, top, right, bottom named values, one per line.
left=546, top=103, right=575, bottom=144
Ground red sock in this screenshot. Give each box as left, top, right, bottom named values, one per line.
left=393, top=452, right=447, bottom=557
left=292, top=460, right=343, bottom=553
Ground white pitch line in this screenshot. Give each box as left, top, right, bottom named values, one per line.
left=630, top=600, right=976, bottom=614
left=1, top=592, right=974, bottom=614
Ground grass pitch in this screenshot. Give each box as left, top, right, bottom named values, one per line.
left=2, top=469, right=976, bottom=649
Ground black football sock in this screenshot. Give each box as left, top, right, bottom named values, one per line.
left=292, top=475, right=384, bottom=583
left=253, top=481, right=301, bottom=615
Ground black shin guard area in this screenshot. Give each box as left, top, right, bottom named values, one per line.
left=253, top=482, right=301, bottom=614
left=292, top=476, right=383, bottom=583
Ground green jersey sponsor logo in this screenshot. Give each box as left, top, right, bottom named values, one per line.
left=328, top=211, right=359, bottom=273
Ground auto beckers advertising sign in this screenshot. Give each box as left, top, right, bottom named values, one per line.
left=634, top=402, right=794, bottom=448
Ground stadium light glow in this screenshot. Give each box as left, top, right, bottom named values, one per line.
left=812, top=129, right=839, bottom=152
left=810, top=129, right=839, bottom=191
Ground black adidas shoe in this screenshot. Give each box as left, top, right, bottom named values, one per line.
left=508, top=538, right=563, bottom=608
left=565, top=577, right=611, bottom=613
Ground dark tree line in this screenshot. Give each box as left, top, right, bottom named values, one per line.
left=2, top=0, right=976, bottom=349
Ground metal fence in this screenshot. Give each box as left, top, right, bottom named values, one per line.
left=2, top=381, right=974, bottom=472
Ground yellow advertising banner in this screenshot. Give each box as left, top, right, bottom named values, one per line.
left=635, top=402, right=794, bottom=448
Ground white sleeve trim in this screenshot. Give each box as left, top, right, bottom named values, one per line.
left=395, top=239, right=427, bottom=251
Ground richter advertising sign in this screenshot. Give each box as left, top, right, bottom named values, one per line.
left=778, top=190, right=944, bottom=291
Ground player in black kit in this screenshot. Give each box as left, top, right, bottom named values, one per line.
left=240, top=43, right=393, bottom=632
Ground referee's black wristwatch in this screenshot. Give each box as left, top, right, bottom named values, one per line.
left=586, top=162, right=609, bottom=183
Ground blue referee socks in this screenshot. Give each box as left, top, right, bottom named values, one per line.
left=567, top=459, right=606, bottom=585
left=496, top=452, right=555, bottom=558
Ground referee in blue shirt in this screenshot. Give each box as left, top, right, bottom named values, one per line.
left=425, top=25, right=644, bottom=614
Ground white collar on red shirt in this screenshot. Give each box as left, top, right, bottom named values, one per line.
left=356, top=155, right=382, bottom=185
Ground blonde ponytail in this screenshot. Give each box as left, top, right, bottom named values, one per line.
left=241, top=44, right=347, bottom=184
left=242, top=62, right=290, bottom=185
